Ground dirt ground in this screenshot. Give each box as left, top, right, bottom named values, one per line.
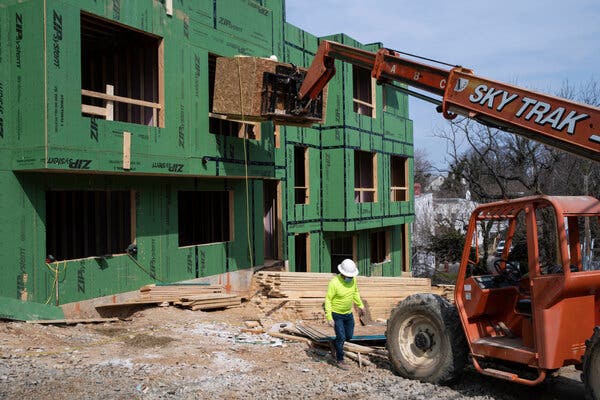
left=0, top=302, right=587, bottom=400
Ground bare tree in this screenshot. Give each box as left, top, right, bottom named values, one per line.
left=413, top=148, right=433, bottom=188
left=434, top=78, right=600, bottom=268
left=436, top=119, right=557, bottom=202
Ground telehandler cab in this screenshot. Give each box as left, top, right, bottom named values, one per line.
left=386, top=195, right=600, bottom=398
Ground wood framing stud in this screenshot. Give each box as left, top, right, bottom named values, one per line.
left=123, top=131, right=131, bottom=170
left=106, top=84, right=114, bottom=121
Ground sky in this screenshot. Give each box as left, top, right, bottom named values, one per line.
left=284, top=0, right=600, bottom=171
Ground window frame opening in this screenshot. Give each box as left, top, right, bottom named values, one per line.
left=294, top=146, right=309, bottom=204
left=45, top=190, right=135, bottom=261
left=330, top=235, right=355, bottom=274
left=80, top=12, right=164, bottom=127
left=391, top=155, right=409, bottom=202
left=354, top=150, right=377, bottom=203
left=370, top=230, right=390, bottom=264
left=352, top=65, right=375, bottom=117
left=178, top=190, right=233, bottom=247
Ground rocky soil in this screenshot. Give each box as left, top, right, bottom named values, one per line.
left=0, top=303, right=586, bottom=399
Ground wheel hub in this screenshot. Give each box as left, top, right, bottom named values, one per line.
left=414, top=329, right=434, bottom=351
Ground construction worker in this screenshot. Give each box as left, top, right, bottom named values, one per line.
left=324, top=259, right=365, bottom=370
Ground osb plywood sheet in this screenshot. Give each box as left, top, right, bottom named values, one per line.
left=213, top=56, right=278, bottom=118
left=212, top=56, right=327, bottom=126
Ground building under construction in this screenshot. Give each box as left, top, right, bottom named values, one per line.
left=0, top=0, right=414, bottom=316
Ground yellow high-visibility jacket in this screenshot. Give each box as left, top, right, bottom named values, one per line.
left=324, top=275, right=364, bottom=321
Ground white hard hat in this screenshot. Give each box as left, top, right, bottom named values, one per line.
left=337, top=259, right=358, bottom=277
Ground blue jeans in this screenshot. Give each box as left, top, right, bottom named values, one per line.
left=332, top=312, right=354, bottom=361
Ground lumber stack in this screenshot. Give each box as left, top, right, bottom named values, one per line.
left=96, top=283, right=241, bottom=314
left=140, top=283, right=241, bottom=311
left=139, top=283, right=224, bottom=302
left=254, top=271, right=431, bottom=321
left=175, top=294, right=242, bottom=311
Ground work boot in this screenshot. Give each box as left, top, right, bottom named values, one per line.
left=328, top=341, right=336, bottom=358
left=336, top=360, right=350, bottom=370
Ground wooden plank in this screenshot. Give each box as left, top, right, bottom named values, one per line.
left=190, top=301, right=240, bottom=311
left=157, top=40, right=165, bottom=127
left=268, top=331, right=312, bottom=345
left=345, top=351, right=374, bottom=367
left=81, top=104, right=107, bottom=117
left=179, top=294, right=238, bottom=301
left=123, top=131, right=131, bottom=170
left=81, top=89, right=162, bottom=109
left=105, top=84, right=114, bottom=121
left=95, top=299, right=167, bottom=309
left=26, top=317, right=120, bottom=325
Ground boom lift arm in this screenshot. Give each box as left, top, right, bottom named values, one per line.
left=296, top=40, right=600, bottom=162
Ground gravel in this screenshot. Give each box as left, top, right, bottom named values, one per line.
left=0, top=305, right=586, bottom=399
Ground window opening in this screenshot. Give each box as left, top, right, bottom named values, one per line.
left=353, top=66, right=374, bottom=117
left=564, top=215, right=600, bottom=272
left=294, top=146, right=309, bottom=204
left=370, top=230, right=389, bottom=264
left=391, top=155, right=408, bottom=201
left=81, top=12, right=163, bottom=127
left=46, top=190, right=133, bottom=261
left=401, top=224, right=410, bottom=272
left=330, top=236, right=354, bottom=274
left=178, top=191, right=231, bottom=247
left=354, top=150, right=377, bottom=203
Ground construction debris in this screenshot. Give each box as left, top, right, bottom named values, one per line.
left=267, top=320, right=386, bottom=368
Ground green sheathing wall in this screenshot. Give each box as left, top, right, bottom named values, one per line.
left=0, top=0, right=279, bottom=302
left=0, top=0, right=415, bottom=304
left=8, top=0, right=281, bottom=177
left=0, top=172, right=263, bottom=304
left=3, top=2, right=46, bottom=169
left=281, top=27, right=415, bottom=275
left=0, top=171, right=39, bottom=302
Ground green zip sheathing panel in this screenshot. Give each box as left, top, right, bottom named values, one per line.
left=7, top=0, right=280, bottom=176
left=0, top=296, right=64, bottom=321
left=0, top=0, right=415, bottom=305
left=2, top=171, right=264, bottom=304
left=280, top=26, right=415, bottom=274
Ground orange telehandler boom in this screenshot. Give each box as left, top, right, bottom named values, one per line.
left=295, top=40, right=600, bottom=162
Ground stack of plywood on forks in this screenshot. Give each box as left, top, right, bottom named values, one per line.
left=254, top=271, right=431, bottom=321
left=139, top=283, right=241, bottom=311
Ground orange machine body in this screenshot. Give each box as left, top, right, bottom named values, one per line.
left=455, top=196, right=600, bottom=383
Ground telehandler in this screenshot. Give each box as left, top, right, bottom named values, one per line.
left=266, top=40, right=600, bottom=398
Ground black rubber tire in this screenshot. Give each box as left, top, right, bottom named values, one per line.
left=583, top=326, right=600, bottom=400
left=386, top=293, right=469, bottom=384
